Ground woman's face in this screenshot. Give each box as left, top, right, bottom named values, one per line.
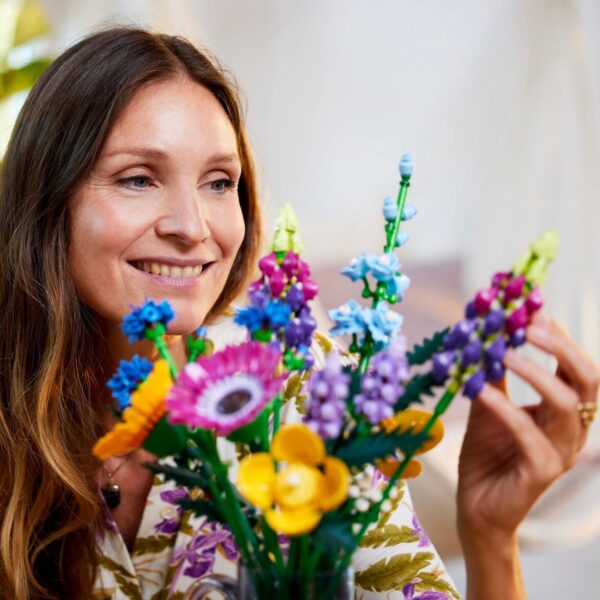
left=67, top=77, right=245, bottom=335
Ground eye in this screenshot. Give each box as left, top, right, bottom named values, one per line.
left=118, top=175, right=152, bottom=189
left=210, top=178, right=237, bottom=193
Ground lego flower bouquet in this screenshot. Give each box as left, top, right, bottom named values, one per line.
left=93, top=156, right=557, bottom=599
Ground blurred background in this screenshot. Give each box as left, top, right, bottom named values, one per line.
left=1, top=1, right=599, bottom=596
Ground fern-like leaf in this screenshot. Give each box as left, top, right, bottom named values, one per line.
left=406, top=327, right=449, bottom=366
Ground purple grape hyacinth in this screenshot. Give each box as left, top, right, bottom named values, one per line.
left=354, top=335, right=408, bottom=424
left=304, top=353, right=350, bottom=439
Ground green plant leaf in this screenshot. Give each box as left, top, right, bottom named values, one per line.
left=407, top=327, right=449, bottom=366
left=13, top=1, right=51, bottom=47
left=178, top=498, right=225, bottom=524
left=333, top=429, right=426, bottom=468
left=312, top=515, right=354, bottom=554
left=394, top=372, right=439, bottom=411
left=145, top=462, right=207, bottom=490
left=0, top=59, right=51, bottom=101
left=355, top=552, right=434, bottom=592
left=358, top=524, right=418, bottom=548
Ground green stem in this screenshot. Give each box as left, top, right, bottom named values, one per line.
left=153, top=336, right=178, bottom=380
left=385, top=176, right=410, bottom=253
left=336, top=381, right=459, bottom=577
left=272, top=393, right=282, bottom=437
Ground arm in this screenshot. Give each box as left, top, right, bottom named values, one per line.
left=456, top=312, right=600, bottom=600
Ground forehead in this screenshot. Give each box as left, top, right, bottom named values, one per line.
left=101, top=77, right=238, bottom=158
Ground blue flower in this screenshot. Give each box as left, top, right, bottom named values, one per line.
left=363, top=303, right=403, bottom=345
left=329, top=299, right=367, bottom=336
left=382, top=196, right=397, bottom=222
left=396, top=231, right=410, bottom=248
left=399, top=154, right=413, bottom=178
left=107, top=355, right=153, bottom=410
left=194, top=326, right=208, bottom=337
left=385, top=273, right=411, bottom=300
left=264, top=300, right=291, bottom=327
left=234, top=306, right=265, bottom=332
left=401, top=203, right=418, bottom=221
left=364, top=253, right=400, bottom=282
left=341, top=256, right=369, bottom=282
left=121, top=300, right=175, bottom=343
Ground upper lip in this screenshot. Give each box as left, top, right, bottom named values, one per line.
left=128, top=257, right=214, bottom=267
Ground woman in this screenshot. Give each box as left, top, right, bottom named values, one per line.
left=0, top=27, right=597, bottom=600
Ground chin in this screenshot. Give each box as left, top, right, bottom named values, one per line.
left=164, top=299, right=212, bottom=335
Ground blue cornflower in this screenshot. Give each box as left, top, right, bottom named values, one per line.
left=329, top=299, right=367, bottom=337
left=234, top=306, right=265, bottom=332
left=385, top=273, right=411, bottom=300
left=107, top=355, right=153, bottom=410
left=121, top=300, right=175, bottom=343
left=364, top=253, right=400, bottom=282
left=382, top=196, right=398, bottom=222
left=363, top=302, right=403, bottom=345
left=401, top=204, right=418, bottom=221
left=264, top=300, right=291, bottom=327
left=340, top=255, right=369, bottom=282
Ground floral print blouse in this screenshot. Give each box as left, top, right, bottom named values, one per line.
left=94, top=458, right=460, bottom=600
left=93, top=322, right=461, bottom=600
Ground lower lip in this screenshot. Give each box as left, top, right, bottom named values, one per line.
left=129, top=263, right=211, bottom=288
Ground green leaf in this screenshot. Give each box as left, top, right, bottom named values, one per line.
left=145, top=462, right=207, bottom=490
left=358, top=524, right=418, bottom=549
left=355, top=552, right=434, bottom=593
left=407, top=328, right=449, bottom=366
left=13, top=1, right=51, bottom=47
left=178, top=498, right=225, bottom=524
left=333, top=429, right=426, bottom=468
left=131, top=534, right=175, bottom=557
left=0, top=59, right=51, bottom=101
left=312, top=515, right=354, bottom=554
left=395, top=372, right=439, bottom=411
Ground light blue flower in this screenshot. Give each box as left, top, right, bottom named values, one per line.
left=385, top=273, right=411, bottom=300
left=399, top=154, right=413, bottom=178
left=340, top=255, right=369, bottom=282
left=382, top=196, right=397, bottom=222
left=329, top=299, right=366, bottom=336
left=396, top=231, right=410, bottom=248
left=401, top=203, right=418, bottom=221
left=363, top=302, right=403, bottom=345
left=364, top=253, right=400, bottom=282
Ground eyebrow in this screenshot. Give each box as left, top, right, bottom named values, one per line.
left=102, top=146, right=241, bottom=167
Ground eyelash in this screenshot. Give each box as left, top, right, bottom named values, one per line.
left=117, top=176, right=237, bottom=192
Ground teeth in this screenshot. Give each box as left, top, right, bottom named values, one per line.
left=134, top=261, right=205, bottom=278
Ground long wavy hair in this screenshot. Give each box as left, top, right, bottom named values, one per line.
left=0, top=27, right=262, bottom=599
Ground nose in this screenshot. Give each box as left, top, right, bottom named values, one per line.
left=155, top=185, right=211, bottom=245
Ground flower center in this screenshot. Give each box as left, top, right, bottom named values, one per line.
left=216, top=389, right=252, bottom=414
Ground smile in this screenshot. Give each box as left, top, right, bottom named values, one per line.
left=128, top=260, right=214, bottom=286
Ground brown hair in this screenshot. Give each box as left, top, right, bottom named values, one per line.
left=0, top=27, right=262, bottom=599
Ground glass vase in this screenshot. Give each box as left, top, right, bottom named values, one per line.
left=184, top=562, right=355, bottom=600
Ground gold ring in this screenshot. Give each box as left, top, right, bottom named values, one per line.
left=577, top=401, right=597, bottom=428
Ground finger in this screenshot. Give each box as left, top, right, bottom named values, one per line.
left=477, top=384, right=565, bottom=487
left=503, top=348, right=581, bottom=462
left=527, top=313, right=600, bottom=400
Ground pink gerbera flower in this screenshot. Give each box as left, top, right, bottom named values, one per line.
left=166, top=341, right=285, bottom=436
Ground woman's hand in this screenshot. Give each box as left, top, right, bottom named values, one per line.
left=455, top=311, right=599, bottom=598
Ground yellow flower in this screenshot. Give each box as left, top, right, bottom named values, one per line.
left=93, top=360, right=173, bottom=460
left=376, top=409, right=444, bottom=480
left=237, top=424, right=350, bottom=536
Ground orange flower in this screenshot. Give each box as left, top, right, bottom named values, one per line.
left=93, top=360, right=172, bottom=460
